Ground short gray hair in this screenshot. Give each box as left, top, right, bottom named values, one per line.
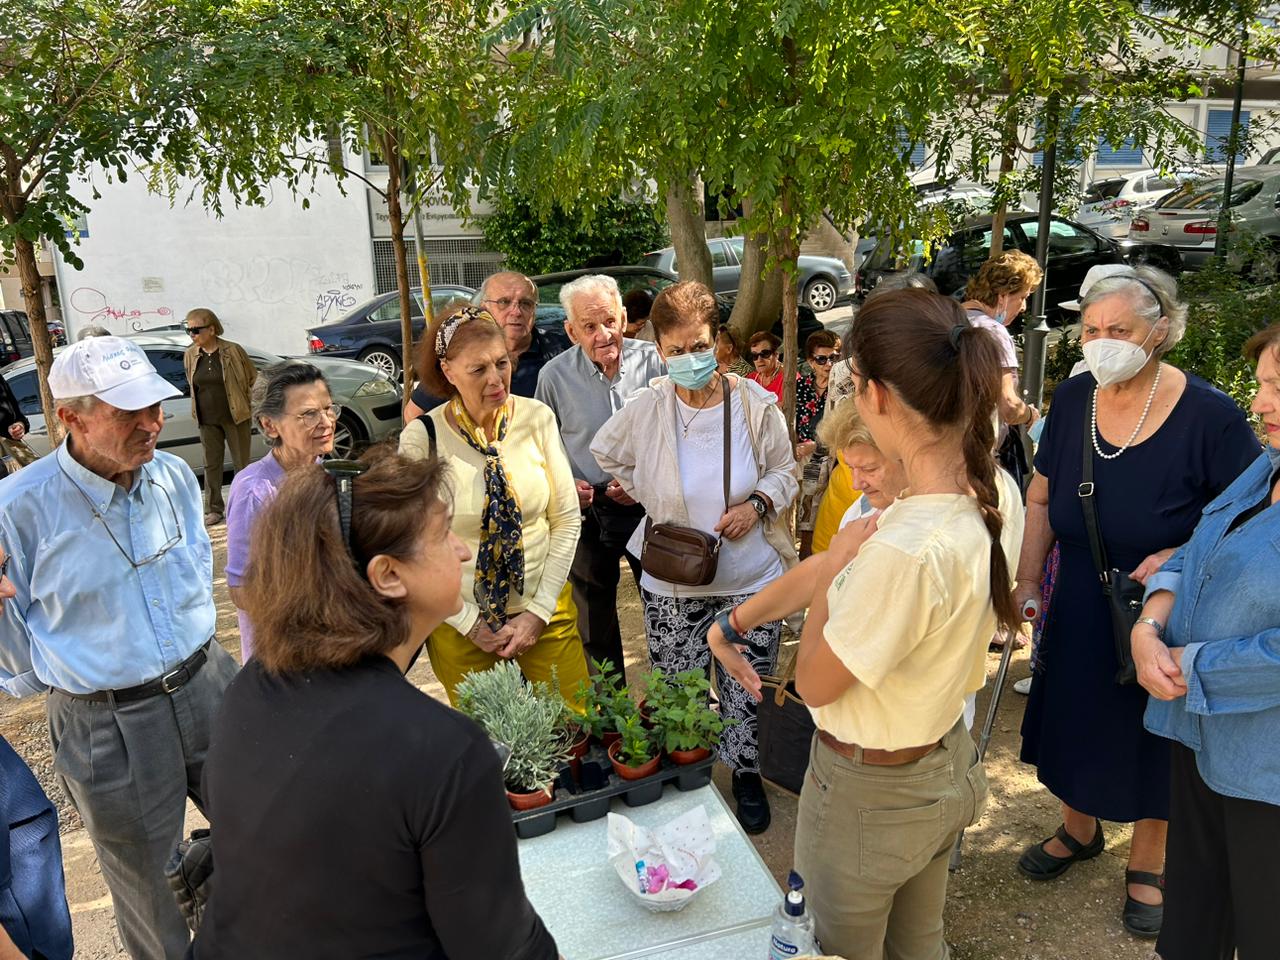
left=1078, top=265, right=1187, bottom=357
left=56, top=394, right=99, bottom=415
left=478, top=271, right=535, bottom=302
left=559, top=274, right=624, bottom=324
left=251, top=361, right=329, bottom=447
left=76, top=324, right=111, bottom=341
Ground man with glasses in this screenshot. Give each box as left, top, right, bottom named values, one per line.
left=535, top=274, right=665, bottom=673
left=403, top=271, right=568, bottom=419
left=0, top=337, right=238, bottom=960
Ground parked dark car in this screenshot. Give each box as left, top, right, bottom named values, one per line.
left=641, top=238, right=855, bottom=312
left=306, top=284, right=475, bottom=379
left=858, top=213, right=1184, bottom=326
left=0, top=309, right=65, bottom=365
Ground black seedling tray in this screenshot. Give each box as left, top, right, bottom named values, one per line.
left=511, top=742, right=716, bottom=840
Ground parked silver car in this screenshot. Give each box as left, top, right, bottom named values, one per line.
left=1077, top=169, right=1201, bottom=239
left=2, top=333, right=402, bottom=472
left=640, top=238, right=855, bottom=311
left=1129, top=165, right=1280, bottom=267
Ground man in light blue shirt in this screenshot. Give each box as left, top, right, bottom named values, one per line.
left=0, top=337, right=238, bottom=960
left=535, top=275, right=665, bottom=672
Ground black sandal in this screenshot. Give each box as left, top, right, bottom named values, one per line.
left=1017, top=819, right=1105, bottom=881
left=1122, top=870, right=1164, bottom=940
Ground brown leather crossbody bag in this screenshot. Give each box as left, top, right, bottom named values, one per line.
left=640, top=378, right=731, bottom=586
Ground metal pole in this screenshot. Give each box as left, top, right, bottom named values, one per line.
left=409, top=167, right=435, bottom=330
left=1021, top=96, right=1059, bottom=410
left=1214, top=23, right=1248, bottom=260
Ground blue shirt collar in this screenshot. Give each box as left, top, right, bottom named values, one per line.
left=55, top=439, right=142, bottom=510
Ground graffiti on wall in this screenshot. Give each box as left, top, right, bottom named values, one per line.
left=69, top=287, right=174, bottom=332
left=200, top=257, right=365, bottom=323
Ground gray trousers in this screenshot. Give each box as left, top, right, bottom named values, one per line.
left=46, top=642, right=238, bottom=960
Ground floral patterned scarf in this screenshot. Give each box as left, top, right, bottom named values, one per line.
left=451, top=397, right=525, bottom=627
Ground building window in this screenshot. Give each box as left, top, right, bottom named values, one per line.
left=1206, top=108, right=1250, bottom=164
left=371, top=238, right=506, bottom=295
left=1096, top=137, right=1144, bottom=167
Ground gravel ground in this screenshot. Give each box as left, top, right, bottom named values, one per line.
left=1, top=494, right=1160, bottom=960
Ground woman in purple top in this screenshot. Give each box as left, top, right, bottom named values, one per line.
left=225, top=362, right=337, bottom=660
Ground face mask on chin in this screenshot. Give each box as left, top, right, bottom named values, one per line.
left=1082, top=322, right=1162, bottom=388
left=666, top=349, right=718, bottom=390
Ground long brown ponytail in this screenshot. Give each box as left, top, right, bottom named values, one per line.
left=847, top=289, right=1020, bottom=633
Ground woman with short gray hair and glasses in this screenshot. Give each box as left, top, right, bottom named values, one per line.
left=225, top=361, right=338, bottom=661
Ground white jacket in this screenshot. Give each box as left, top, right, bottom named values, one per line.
left=591, top=374, right=799, bottom=572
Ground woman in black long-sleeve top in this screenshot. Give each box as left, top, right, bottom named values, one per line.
left=0, top=375, right=29, bottom=442
left=190, top=451, right=559, bottom=960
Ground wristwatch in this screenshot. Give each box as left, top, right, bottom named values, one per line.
left=1135, top=617, right=1165, bottom=639
left=747, top=493, right=768, bottom=518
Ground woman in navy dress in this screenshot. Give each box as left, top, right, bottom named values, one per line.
left=1012, top=267, right=1259, bottom=940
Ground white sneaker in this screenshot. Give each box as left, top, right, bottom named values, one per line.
left=1013, top=676, right=1032, bottom=695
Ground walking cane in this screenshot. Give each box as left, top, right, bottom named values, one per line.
left=949, top=597, right=1039, bottom=871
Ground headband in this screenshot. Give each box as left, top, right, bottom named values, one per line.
left=434, top=306, right=494, bottom=358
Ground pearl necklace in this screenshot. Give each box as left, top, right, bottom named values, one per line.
left=1091, top=366, right=1162, bottom=460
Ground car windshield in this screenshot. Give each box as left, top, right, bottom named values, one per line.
left=1083, top=179, right=1127, bottom=203
left=639, top=252, right=664, bottom=268
left=1158, top=178, right=1263, bottom=211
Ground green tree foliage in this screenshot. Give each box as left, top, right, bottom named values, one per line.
left=481, top=189, right=667, bottom=275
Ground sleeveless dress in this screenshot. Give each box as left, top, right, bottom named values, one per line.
left=1019, top=371, right=1259, bottom=821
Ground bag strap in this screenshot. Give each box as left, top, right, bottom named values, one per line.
left=415, top=413, right=437, bottom=459
left=722, top=374, right=731, bottom=516
left=1078, top=389, right=1110, bottom=586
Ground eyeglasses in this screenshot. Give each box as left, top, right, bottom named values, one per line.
left=321, top=459, right=369, bottom=572
left=748, top=349, right=776, bottom=361
left=294, top=404, right=343, bottom=429
left=809, top=354, right=840, bottom=366
left=64, top=467, right=182, bottom=568
left=483, top=297, right=537, bottom=314
left=186, top=326, right=210, bottom=336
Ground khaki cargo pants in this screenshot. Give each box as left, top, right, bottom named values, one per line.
left=794, top=717, right=988, bottom=960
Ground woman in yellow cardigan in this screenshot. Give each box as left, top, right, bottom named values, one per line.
left=399, top=306, right=588, bottom=705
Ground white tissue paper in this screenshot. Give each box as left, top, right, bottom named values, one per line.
left=606, top=806, right=721, bottom=912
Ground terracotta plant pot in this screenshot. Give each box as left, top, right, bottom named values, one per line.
left=600, top=730, right=622, bottom=749
left=506, top=784, right=555, bottom=811
left=669, top=746, right=713, bottom=765
left=567, top=728, right=590, bottom=760
left=608, top=740, right=661, bottom=780
left=637, top=698, right=656, bottom=729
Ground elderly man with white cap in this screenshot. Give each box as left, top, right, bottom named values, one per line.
left=0, top=337, right=238, bottom=960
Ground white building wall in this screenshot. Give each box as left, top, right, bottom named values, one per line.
left=53, top=163, right=378, bottom=356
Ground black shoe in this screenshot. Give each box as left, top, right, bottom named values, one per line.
left=1122, top=870, right=1164, bottom=939
left=732, top=771, right=771, bottom=834
left=1017, top=819, right=1105, bottom=881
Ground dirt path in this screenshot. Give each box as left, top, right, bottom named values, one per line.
left=1, top=525, right=1158, bottom=960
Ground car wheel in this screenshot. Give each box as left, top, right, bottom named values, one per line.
left=332, top=412, right=367, bottom=460
left=358, top=347, right=401, bottom=379
left=803, top=277, right=838, bottom=312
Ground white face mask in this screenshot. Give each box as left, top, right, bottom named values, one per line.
left=1082, top=322, right=1162, bottom=388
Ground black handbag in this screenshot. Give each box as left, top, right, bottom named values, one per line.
left=1078, top=406, right=1144, bottom=686
left=640, top=378, right=731, bottom=587
left=757, top=643, right=815, bottom=795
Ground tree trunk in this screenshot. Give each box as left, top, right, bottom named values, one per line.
left=382, top=127, right=415, bottom=397
left=728, top=202, right=784, bottom=338
left=13, top=235, right=61, bottom=444
left=988, top=112, right=1019, bottom=258
left=812, top=214, right=855, bottom=273
left=665, top=173, right=711, bottom=288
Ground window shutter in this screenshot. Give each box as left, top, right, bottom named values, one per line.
left=1206, top=109, right=1250, bottom=164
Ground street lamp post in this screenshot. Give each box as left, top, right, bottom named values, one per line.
left=1022, top=97, right=1059, bottom=410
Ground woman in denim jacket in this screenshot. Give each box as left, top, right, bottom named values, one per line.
left=1133, top=323, right=1280, bottom=960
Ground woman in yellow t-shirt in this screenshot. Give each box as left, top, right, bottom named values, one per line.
left=711, top=289, right=1025, bottom=959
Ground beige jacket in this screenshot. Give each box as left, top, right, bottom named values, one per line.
left=184, top=338, right=256, bottom=424
left=591, top=374, right=799, bottom=572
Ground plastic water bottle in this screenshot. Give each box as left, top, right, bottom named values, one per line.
left=767, top=870, right=816, bottom=959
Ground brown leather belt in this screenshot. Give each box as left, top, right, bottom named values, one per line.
left=817, top=729, right=941, bottom=766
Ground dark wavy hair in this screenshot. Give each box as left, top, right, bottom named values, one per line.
left=847, top=288, right=1019, bottom=632
left=243, top=448, right=451, bottom=673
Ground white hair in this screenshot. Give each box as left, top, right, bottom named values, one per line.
left=558, top=274, right=623, bottom=325
left=56, top=394, right=99, bottom=414
left=76, top=324, right=111, bottom=341
left=1079, top=265, right=1187, bottom=357
left=478, top=271, right=535, bottom=302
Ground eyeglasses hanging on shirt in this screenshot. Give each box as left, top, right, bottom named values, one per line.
left=61, top=465, right=183, bottom=568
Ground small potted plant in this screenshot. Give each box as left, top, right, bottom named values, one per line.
left=457, top=661, right=574, bottom=810
left=575, top=658, right=630, bottom=748
left=648, top=669, right=733, bottom=765
left=607, top=708, right=660, bottom=780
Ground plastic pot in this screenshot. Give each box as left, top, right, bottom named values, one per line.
left=608, top=740, right=661, bottom=780
left=507, top=784, right=555, bottom=811
left=669, top=746, right=713, bottom=765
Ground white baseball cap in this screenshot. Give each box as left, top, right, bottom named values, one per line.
left=47, top=336, right=181, bottom=410
left=1059, top=263, right=1141, bottom=312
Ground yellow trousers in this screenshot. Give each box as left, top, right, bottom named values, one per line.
left=428, top=581, right=590, bottom=711
left=812, top=453, right=861, bottom=554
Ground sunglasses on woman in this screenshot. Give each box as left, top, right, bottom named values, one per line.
left=186, top=326, right=210, bottom=336
left=809, top=354, right=840, bottom=366
left=748, top=349, right=776, bottom=361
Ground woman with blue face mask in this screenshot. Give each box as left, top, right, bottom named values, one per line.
left=591, top=280, right=799, bottom=835
left=1012, top=265, right=1260, bottom=940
